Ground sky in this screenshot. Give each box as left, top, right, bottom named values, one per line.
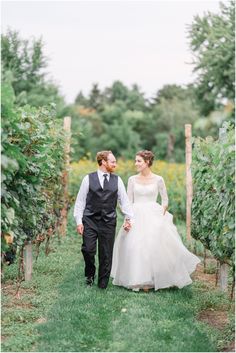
left=2, top=0, right=225, bottom=104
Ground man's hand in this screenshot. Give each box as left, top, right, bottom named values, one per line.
left=163, top=205, right=168, bottom=215
left=123, top=220, right=132, bottom=232
left=77, top=224, right=84, bottom=235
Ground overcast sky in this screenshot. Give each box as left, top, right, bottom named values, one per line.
left=2, top=0, right=224, bottom=103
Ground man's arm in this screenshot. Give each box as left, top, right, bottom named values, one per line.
left=73, top=175, right=89, bottom=234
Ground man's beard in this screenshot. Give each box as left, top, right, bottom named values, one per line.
left=106, top=165, right=115, bottom=173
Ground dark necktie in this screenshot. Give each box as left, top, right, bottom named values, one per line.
left=103, top=174, right=109, bottom=190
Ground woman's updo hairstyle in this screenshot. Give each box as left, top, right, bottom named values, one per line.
left=136, top=150, right=155, bottom=167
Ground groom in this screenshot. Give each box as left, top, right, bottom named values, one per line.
left=74, top=150, right=133, bottom=289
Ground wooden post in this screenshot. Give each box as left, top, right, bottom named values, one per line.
left=218, top=127, right=228, bottom=292
left=203, top=248, right=207, bottom=271
left=23, top=243, right=33, bottom=281
left=219, top=127, right=227, bottom=141
left=185, top=124, right=192, bottom=241
left=218, top=263, right=228, bottom=292
left=60, top=116, right=71, bottom=236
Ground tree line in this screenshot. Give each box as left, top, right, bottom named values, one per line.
left=1, top=1, right=234, bottom=164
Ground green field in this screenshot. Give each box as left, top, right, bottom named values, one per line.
left=1, top=210, right=234, bottom=352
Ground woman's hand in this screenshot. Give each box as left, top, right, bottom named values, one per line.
left=163, top=205, right=168, bottom=215
left=123, top=220, right=132, bottom=232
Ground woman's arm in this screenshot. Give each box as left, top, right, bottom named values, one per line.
left=158, top=177, right=168, bottom=215
left=127, top=176, right=134, bottom=203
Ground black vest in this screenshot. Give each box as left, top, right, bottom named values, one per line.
left=83, top=172, right=118, bottom=222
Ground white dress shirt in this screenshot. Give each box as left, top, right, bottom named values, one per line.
left=73, top=169, right=134, bottom=225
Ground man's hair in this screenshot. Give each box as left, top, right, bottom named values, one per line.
left=96, top=150, right=113, bottom=166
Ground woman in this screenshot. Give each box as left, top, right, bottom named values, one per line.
left=111, top=150, right=200, bottom=291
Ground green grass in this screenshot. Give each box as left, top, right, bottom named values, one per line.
left=1, top=210, right=234, bottom=352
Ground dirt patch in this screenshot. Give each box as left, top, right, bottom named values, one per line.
left=2, top=282, right=36, bottom=296
left=4, top=301, right=35, bottom=309
left=197, top=309, right=229, bottom=330
left=36, top=317, right=47, bottom=324
left=193, top=262, right=235, bottom=353
left=2, top=281, right=36, bottom=309
left=222, top=340, right=236, bottom=352
left=192, top=262, right=217, bottom=289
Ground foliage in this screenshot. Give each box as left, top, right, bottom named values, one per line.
left=151, top=96, right=199, bottom=161
left=1, top=75, right=66, bottom=250
left=193, top=106, right=234, bottom=140
left=191, top=122, right=235, bottom=265
left=63, top=82, right=200, bottom=163
left=69, top=159, right=185, bottom=221
left=188, top=1, right=235, bottom=115
left=151, top=84, right=191, bottom=104
left=1, top=29, right=65, bottom=112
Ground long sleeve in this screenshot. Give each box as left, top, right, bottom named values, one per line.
left=73, top=175, right=89, bottom=225
left=127, top=176, right=134, bottom=203
left=117, top=177, right=134, bottom=220
left=158, top=177, right=168, bottom=207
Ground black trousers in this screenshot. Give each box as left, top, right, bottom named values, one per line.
left=81, top=216, right=116, bottom=288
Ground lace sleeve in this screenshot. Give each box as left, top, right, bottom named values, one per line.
left=158, top=177, right=168, bottom=207
left=127, top=176, right=134, bottom=203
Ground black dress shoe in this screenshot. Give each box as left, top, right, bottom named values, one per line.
left=98, top=281, right=107, bottom=289
left=98, top=285, right=107, bottom=289
left=85, top=277, right=94, bottom=286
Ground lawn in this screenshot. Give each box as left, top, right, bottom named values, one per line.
left=1, top=210, right=234, bottom=352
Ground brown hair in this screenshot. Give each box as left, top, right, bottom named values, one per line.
left=136, top=150, right=155, bottom=167
left=96, top=150, right=113, bottom=166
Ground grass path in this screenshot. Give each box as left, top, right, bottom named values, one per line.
left=1, top=210, right=234, bottom=352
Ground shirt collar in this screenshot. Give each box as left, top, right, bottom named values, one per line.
left=97, top=169, right=110, bottom=178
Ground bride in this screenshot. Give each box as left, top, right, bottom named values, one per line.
left=111, top=150, right=200, bottom=292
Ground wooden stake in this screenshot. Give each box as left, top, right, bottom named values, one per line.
left=217, top=128, right=229, bottom=292
left=23, top=243, right=33, bottom=281
left=218, top=262, right=228, bottom=292
left=60, top=116, right=71, bottom=236
left=203, top=248, right=207, bottom=271
left=230, top=274, right=235, bottom=300
left=215, top=260, right=220, bottom=287
left=185, top=124, right=192, bottom=241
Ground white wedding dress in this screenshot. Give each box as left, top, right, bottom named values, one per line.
left=111, top=174, right=200, bottom=291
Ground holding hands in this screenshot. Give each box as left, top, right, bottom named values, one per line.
left=163, top=205, right=168, bottom=215
left=77, top=224, right=84, bottom=235
left=123, top=219, right=132, bottom=232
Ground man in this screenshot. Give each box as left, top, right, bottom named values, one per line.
left=74, top=150, right=133, bottom=289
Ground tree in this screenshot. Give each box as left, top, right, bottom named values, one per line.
left=151, top=84, right=188, bottom=105
left=88, top=83, right=104, bottom=111
left=152, top=97, right=199, bottom=161
left=1, top=29, right=64, bottom=111
left=68, top=80, right=201, bottom=162
left=188, top=1, right=235, bottom=115
left=104, top=80, right=129, bottom=103
left=126, top=84, right=147, bottom=111
left=75, top=91, right=88, bottom=106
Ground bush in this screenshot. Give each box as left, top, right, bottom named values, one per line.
left=191, top=122, right=235, bottom=266
left=1, top=76, right=66, bottom=250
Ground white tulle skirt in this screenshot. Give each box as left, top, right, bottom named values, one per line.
left=111, top=202, right=200, bottom=291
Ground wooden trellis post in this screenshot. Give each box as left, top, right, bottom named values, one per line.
left=23, top=243, right=33, bottom=281
left=218, top=126, right=229, bottom=292
left=60, top=116, right=71, bottom=236
left=185, top=124, right=192, bottom=241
